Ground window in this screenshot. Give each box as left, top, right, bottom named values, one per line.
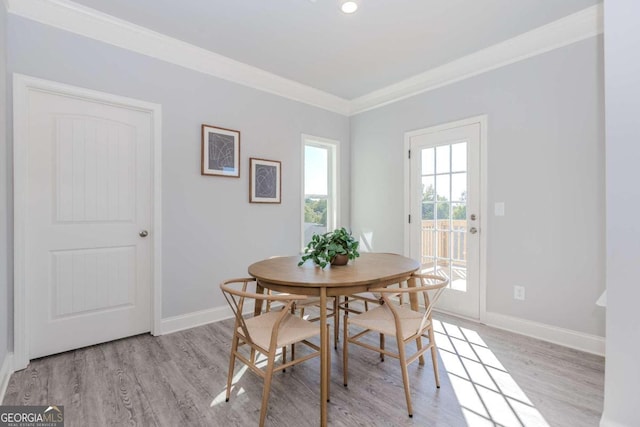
left=302, top=135, right=339, bottom=248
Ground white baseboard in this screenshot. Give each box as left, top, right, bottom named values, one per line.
left=160, top=303, right=278, bottom=335
left=0, top=352, right=14, bottom=403
left=434, top=307, right=481, bottom=323
left=159, top=306, right=235, bottom=335
left=483, top=311, right=605, bottom=356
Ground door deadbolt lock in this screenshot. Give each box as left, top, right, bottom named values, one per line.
left=139, top=230, right=149, bottom=238
left=470, top=214, right=477, bottom=221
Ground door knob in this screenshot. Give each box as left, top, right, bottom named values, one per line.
left=139, top=230, right=149, bottom=237
left=469, top=227, right=478, bottom=234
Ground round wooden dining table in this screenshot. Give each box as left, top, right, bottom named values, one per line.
left=248, top=252, right=420, bottom=427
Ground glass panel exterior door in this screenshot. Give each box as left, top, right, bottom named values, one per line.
left=409, top=122, right=480, bottom=319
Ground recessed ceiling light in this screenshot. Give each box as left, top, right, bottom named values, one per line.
left=341, top=1, right=358, bottom=14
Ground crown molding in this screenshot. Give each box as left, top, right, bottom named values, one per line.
left=6, top=1, right=602, bottom=117
left=349, top=3, right=603, bottom=115
left=5, top=0, right=351, bottom=115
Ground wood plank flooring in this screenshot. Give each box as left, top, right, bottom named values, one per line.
left=3, top=312, right=604, bottom=426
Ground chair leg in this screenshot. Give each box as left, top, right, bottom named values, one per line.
left=397, top=338, right=413, bottom=417
left=287, top=304, right=297, bottom=364
left=379, top=333, right=385, bottom=362
left=333, top=297, right=339, bottom=349
left=282, top=346, right=287, bottom=372
left=416, top=335, right=425, bottom=366
left=259, top=351, right=277, bottom=427
left=326, top=324, right=331, bottom=401
left=225, top=334, right=240, bottom=402
left=343, top=313, right=349, bottom=387
left=428, top=327, right=441, bottom=388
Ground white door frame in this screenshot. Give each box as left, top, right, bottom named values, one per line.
left=13, top=74, right=163, bottom=370
left=403, top=115, right=488, bottom=322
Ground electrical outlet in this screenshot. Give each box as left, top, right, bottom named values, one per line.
left=514, top=285, right=525, bottom=301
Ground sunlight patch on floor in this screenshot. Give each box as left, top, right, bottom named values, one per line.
left=434, top=320, right=549, bottom=427
left=210, top=364, right=249, bottom=407
left=210, top=347, right=287, bottom=408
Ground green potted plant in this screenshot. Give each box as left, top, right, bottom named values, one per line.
left=299, top=227, right=360, bottom=268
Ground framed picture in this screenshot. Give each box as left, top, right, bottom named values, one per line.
left=201, top=124, right=240, bottom=177
left=250, top=158, right=281, bottom=204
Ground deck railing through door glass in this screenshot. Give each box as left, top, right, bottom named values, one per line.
left=421, top=219, right=467, bottom=291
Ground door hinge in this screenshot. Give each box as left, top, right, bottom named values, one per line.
left=408, top=214, right=411, bottom=223
left=408, top=150, right=411, bottom=159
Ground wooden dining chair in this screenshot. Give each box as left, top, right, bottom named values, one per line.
left=221, top=278, right=327, bottom=427
left=292, top=296, right=340, bottom=349
left=267, top=293, right=340, bottom=350
left=342, top=273, right=448, bottom=418
left=339, top=290, right=406, bottom=361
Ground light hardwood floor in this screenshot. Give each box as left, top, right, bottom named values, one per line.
left=3, top=312, right=604, bottom=426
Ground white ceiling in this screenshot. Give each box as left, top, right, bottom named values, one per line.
left=70, top=0, right=599, bottom=99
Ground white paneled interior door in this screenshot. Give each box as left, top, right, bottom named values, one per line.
left=24, top=86, right=154, bottom=359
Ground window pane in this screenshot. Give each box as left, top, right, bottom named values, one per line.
left=451, top=202, right=467, bottom=221
left=436, top=202, right=450, bottom=221
left=304, top=198, right=327, bottom=226
left=422, top=148, right=435, bottom=175
left=421, top=220, right=436, bottom=263
left=304, top=197, right=328, bottom=245
left=305, top=145, right=328, bottom=196
left=422, top=176, right=434, bottom=202
left=422, top=202, right=434, bottom=220
left=436, top=145, right=450, bottom=174
left=451, top=220, right=467, bottom=262
left=436, top=214, right=450, bottom=230
left=451, top=142, right=467, bottom=172
left=435, top=175, right=450, bottom=201
left=436, top=242, right=451, bottom=263
left=451, top=173, right=467, bottom=203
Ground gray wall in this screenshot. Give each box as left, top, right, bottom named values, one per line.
left=602, top=1, right=640, bottom=425
left=0, top=4, right=9, bottom=364
left=351, top=36, right=605, bottom=336
left=6, top=15, right=350, bottom=318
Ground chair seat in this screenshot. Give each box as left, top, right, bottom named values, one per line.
left=349, top=304, right=428, bottom=340
left=243, top=310, right=320, bottom=351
